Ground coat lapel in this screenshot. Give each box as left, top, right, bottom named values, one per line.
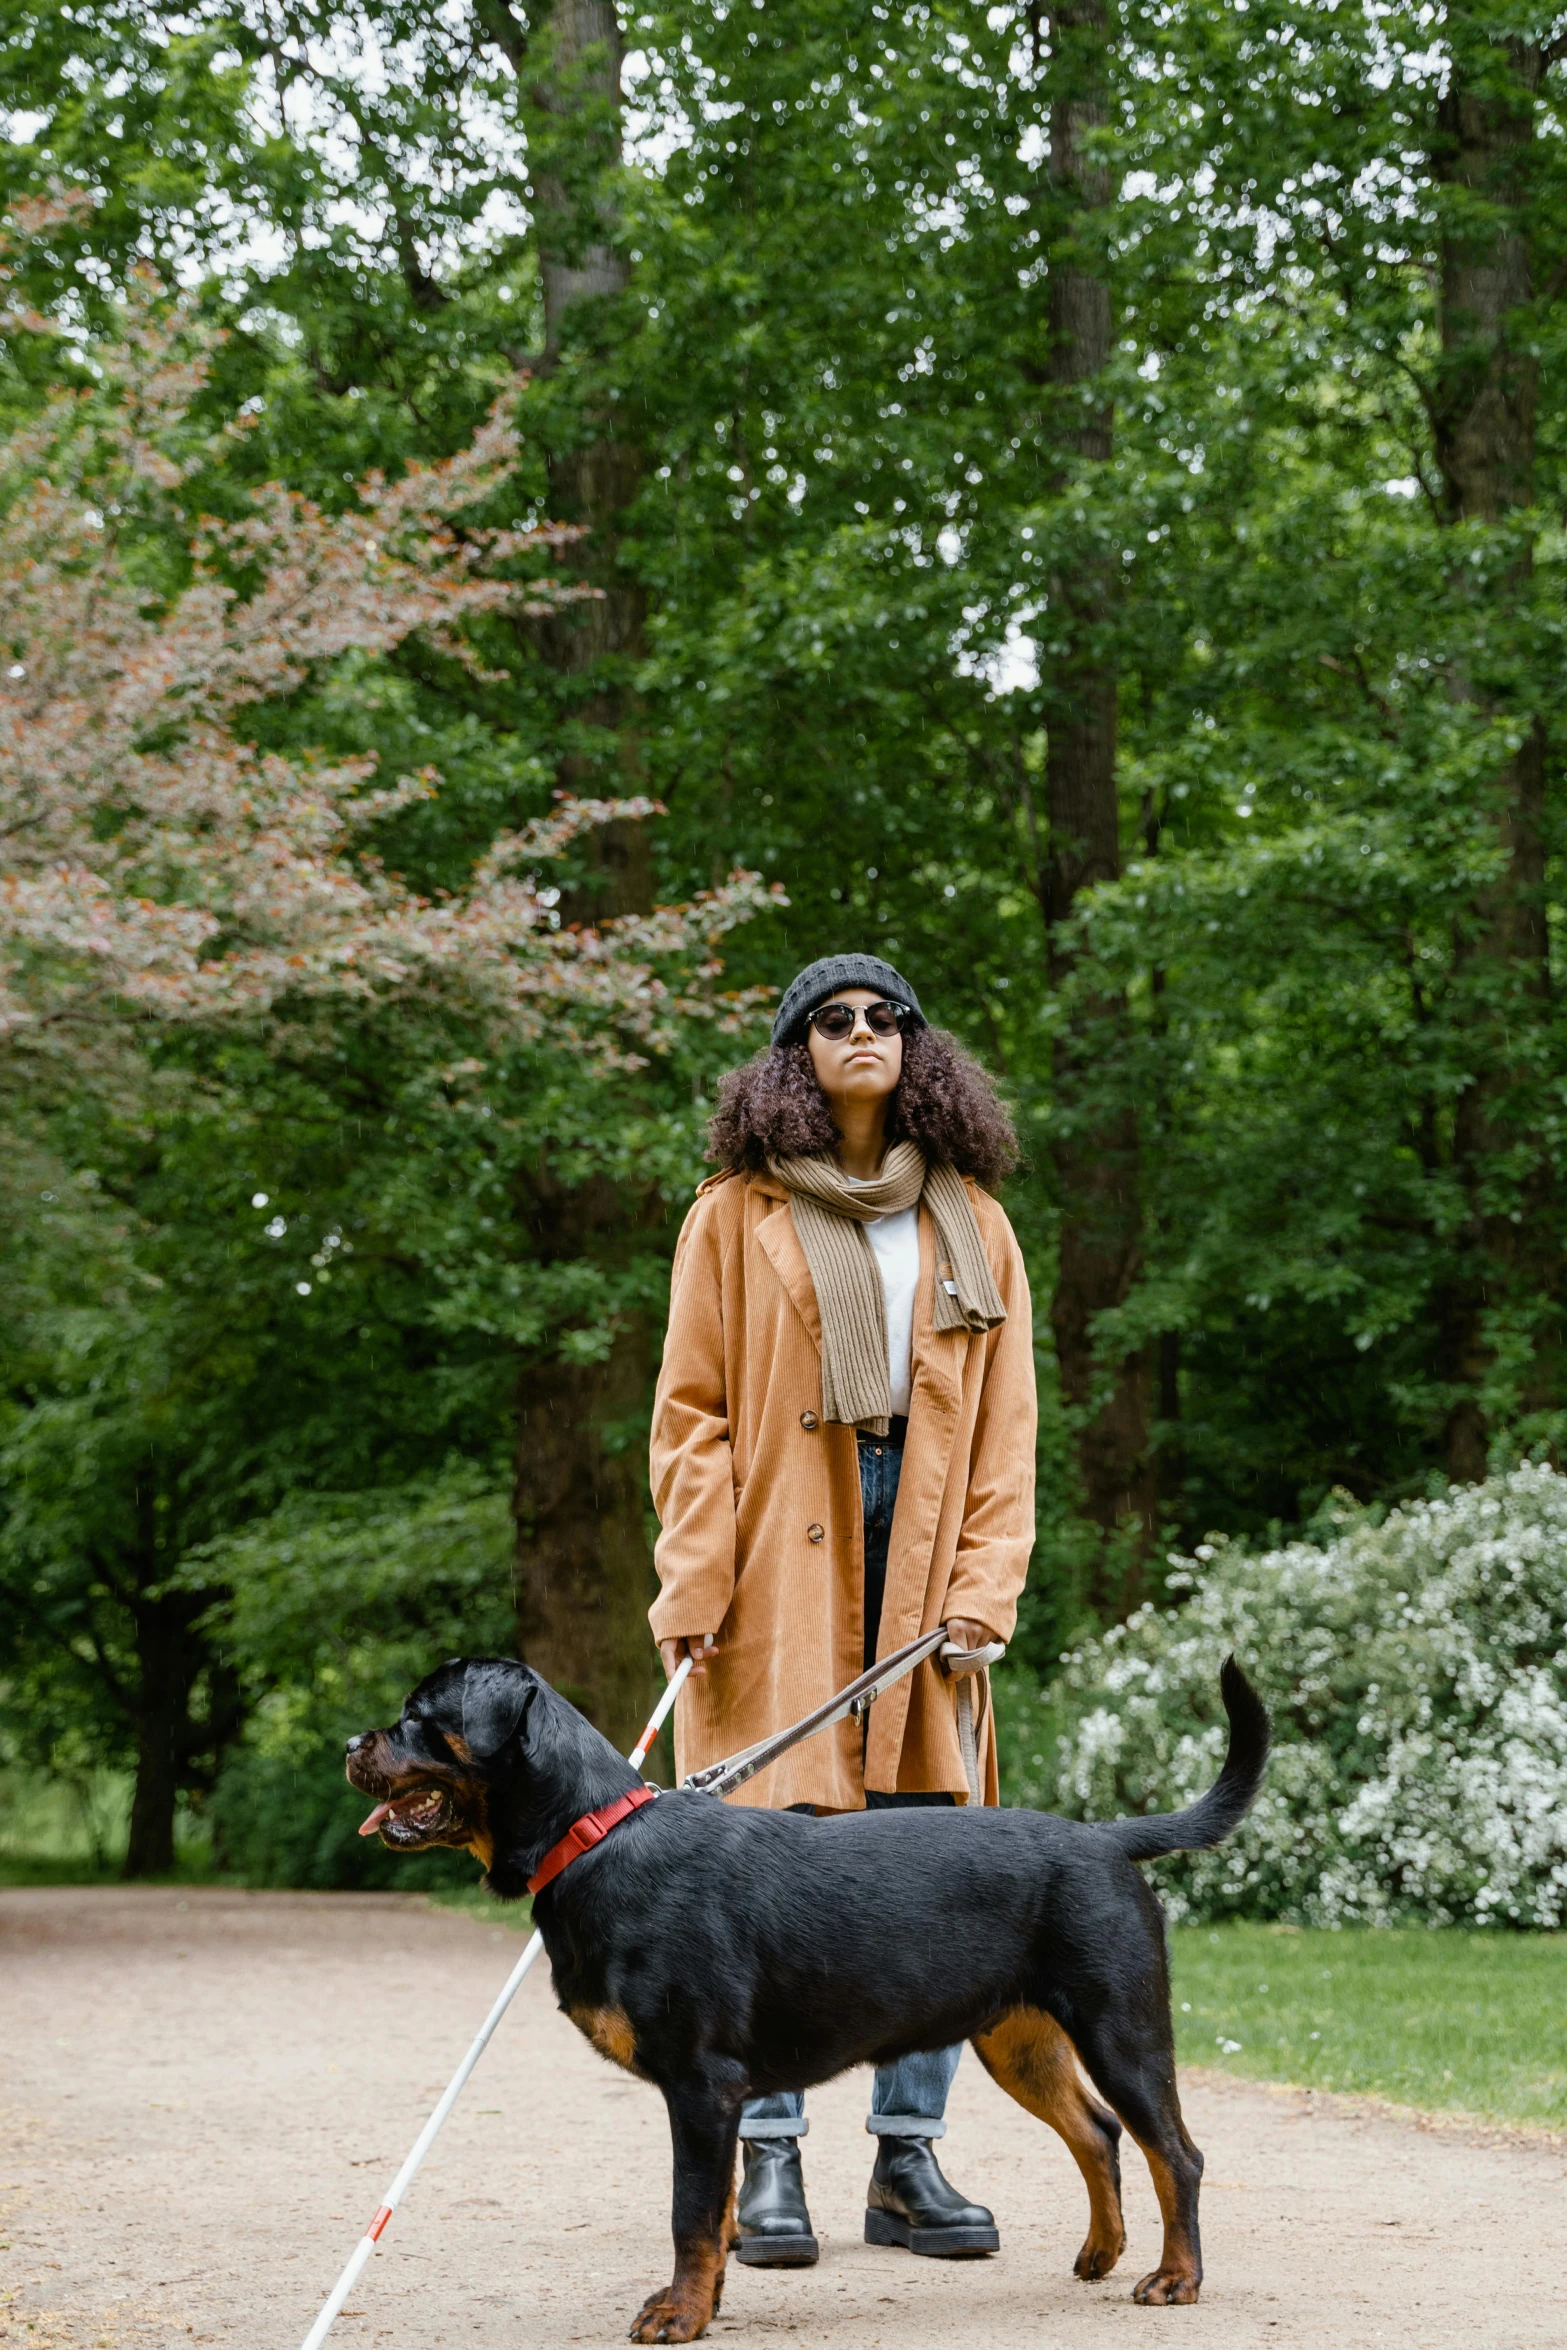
left=752, top=1185, right=822, bottom=1349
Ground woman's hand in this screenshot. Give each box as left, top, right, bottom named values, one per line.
left=944, top=1618, right=997, bottom=1662
left=659, top=1632, right=716, bottom=1680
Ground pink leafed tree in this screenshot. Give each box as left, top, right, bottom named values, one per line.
left=0, top=236, right=776, bottom=1075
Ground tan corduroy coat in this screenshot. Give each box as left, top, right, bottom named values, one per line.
left=648, top=1168, right=1036, bottom=1812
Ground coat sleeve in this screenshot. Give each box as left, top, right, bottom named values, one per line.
left=943, top=1209, right=1036, bottom=1644
left=648, top=1193, right=738, bottom=1642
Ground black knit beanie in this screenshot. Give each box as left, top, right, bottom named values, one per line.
left=770, top=954, right=925, bottom=1048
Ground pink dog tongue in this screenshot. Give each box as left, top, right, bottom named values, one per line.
left=358, top=1801, right=395, bottom=1839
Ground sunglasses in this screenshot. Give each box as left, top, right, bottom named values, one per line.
left=806, top=998, right=913, bottom=1041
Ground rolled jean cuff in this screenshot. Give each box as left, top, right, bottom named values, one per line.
left=865, top=2111, right=947, bottom=2139
left=737, top=2116, right=809, bottom=2141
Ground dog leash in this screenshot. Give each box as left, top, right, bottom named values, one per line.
left=530, top=1631, right=1001, bottom=1886
left=295, top=1625, right=1002, bottom=2349
left=682, top=1624, right=1005, bottom=1801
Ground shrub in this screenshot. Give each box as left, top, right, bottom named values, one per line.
left=1011, top=1465, right=1567, bottom=1927
left=210, top=1700, right=476, bottom=1893
left=199, top=1468, right=516, bottom=1890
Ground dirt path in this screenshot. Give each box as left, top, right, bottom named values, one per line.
left=3, top=1888, right=1563, bottom=2350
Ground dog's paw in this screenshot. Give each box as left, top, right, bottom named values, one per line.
left=1074, top=2230, right=1124, bottom=2281
left=628, top=2287, right=711, bottom=2344
left=1132, top=2267, right=1201, bottom=2306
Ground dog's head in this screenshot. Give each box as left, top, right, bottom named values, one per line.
left=346, top=1656, right=639, bottom=1894
left=345, top=1657, right=539, bottom=1864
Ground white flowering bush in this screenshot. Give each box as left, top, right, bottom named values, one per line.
left=1017, top=1466, right=1567, bottom=1926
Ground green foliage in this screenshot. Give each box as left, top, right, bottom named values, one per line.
left=1030, top=1466, right=1567, bottom=1928
left=620, top=0, right=1567, bottom=1538
left=0, top=238, right=766, bottom=1866
left=6, top=0, right=1567, bottom=1886
left=201, top=1465, right=516, bottom=1695
left=200, top=1468, right=515, bottom=1889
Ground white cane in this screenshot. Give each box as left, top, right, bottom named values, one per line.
left=296, top=1658, right=693, bottom=2350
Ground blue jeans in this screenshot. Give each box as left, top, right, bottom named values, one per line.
left=738, top=1422, right=965, bottom=2144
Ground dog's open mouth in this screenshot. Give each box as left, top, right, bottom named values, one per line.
left=357, top=1786, right=455, bottom=1846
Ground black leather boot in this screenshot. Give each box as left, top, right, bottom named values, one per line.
left=734, top=2138, right=819, bottom=2266
left=864, top=2136, right=999, bottom=2257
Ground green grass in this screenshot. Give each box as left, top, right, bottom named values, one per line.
left=0, top=1852, right=218, bottom=1888
left=425, top=1885, right=534, bottom=1933
left=1, top=1764, right=131, bottom=1875
left=0, top=1770, right=219, bottom=1888
left=1170, top=1922, right=1567, bottom=2133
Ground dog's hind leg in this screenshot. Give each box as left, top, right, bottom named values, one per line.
left=630, top=2081, right=741, bottom=2345
left=973, top=2008, right=1125, bottom=2280
left=1065, top=2011, right=1204, bottom=2306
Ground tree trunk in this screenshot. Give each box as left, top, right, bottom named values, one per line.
left=1039, top=3, right=1154, bottom=1603
left=483, top=0, right=660, bottom=1733
left=1429, top=27, right=1559, bottom=1477
left=122, top=1589, right=201, bottom=1879
left=512, top=1161, right=662, bottom=1749
left=513, top=1321, right=660, bottom=1748
left=484, top=0, right=646, bottom=748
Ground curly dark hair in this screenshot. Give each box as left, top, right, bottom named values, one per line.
left=707, top=1026, right=1019, bottom=1189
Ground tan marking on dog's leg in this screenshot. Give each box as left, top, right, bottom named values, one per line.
left=569, top=2004, right=640, bottom=2074
left=975, top=2007, right=1126, bottom=2280
left=1130, top=2135, right=1203, bottom=2305
left=711, top=2177, right=737, bottom=2314
left=629, top=2237, right=724, bottom=2344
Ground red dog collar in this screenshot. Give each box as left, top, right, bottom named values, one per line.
left=527, top=1785, right=657, bottom=1895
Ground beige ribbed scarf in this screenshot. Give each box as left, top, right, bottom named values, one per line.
left=767, top=1142, right=1006, bottom=1434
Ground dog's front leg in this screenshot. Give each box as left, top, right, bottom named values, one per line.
left=629, top=2082, right=740, bottom=2345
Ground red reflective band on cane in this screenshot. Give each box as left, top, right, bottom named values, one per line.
left=526, top=1784, right=657, bottom=1896
left=366, top=2207, right=394, bottom=2243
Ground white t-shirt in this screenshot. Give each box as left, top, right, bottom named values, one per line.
left=847, top=1181, right=920, bottom=1417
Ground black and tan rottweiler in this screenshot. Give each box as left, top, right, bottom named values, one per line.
left=346, top=1654, right=1268, bottom=2343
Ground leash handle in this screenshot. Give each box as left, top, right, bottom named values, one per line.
left=940, top=1639, right=1006, bottom=1677
left=296, top=1656, right=695, bottom=2350
left=940, top=1641, right=1003, bottom=1804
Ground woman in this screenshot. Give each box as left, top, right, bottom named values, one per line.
left=648, top=953, right=1037, bottom=2269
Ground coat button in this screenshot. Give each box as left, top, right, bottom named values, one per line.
left=807, top=1523, right=824, bottom=1543
left=800, top=1410, right=819, bottom=1431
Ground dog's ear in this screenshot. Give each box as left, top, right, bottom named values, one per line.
left=460, top=1660, right=533, bottom=1760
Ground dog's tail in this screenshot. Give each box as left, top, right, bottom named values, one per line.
left=1100, top=1656, right=1270, bottom=1862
